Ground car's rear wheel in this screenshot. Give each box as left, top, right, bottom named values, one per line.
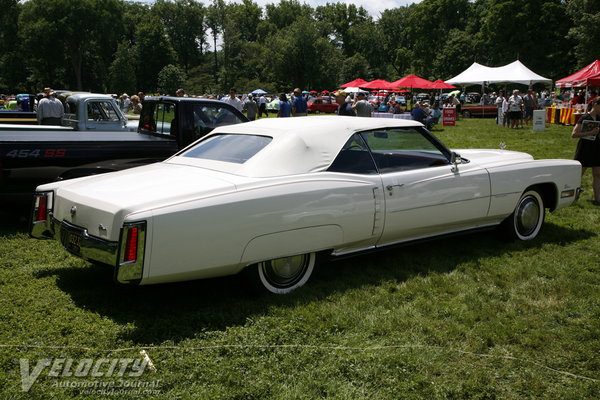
left=502, top=189, right=545, bottom=241
left=251, top=252, right=317, bottom=294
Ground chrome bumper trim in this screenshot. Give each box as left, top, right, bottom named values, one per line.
left=56, top=219, right=120, bottom=266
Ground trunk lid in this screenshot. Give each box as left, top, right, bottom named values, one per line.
left=51, top=163, right=237, bottom=240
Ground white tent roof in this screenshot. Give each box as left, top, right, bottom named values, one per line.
left=446, top=60, right=552, bottom=86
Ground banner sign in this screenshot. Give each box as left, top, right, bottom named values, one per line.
left=443, top=108, right=456, bottom=126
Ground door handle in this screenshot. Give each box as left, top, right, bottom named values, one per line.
left=386, top=184, right=404, bottom=194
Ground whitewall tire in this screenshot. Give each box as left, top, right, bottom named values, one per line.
left=256, top=252, right=317, bottom=294
left=503, top=189, right=545, bottom=241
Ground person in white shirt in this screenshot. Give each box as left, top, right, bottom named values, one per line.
left=507, top=89, right=523, bottom=129
left=220, top=88, right=243, bottom=112
left=495, top=91, right=506, bottom=126
left=502, top=96, right=509, bottom=128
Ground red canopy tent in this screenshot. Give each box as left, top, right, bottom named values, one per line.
left=428, top=79, right=456, bottom=90
left=340, top=78, right=368, bottom=88
left=391, top=75, right=434, bottom=89
left=556, top=60, right=600, bottom=88
left=360, top=79, right=397, bottom=90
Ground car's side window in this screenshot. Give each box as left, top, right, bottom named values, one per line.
left=152, top=103, right=176, bottom=136
left=87, top=101, right=120, bottom=122
left=361, top=128, right=450, bottom=173
left=328, top=134, right=378, bottom=174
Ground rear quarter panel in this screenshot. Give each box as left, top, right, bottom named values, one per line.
left=138, top=174, right=381, bottom=284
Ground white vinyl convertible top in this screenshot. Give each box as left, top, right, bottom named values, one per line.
left=170, top=116, right=423, bottom=177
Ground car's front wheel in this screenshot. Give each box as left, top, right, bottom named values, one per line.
left=250, top=252, right=318, bottom=294
left=502, top=189, right=545, bottom=241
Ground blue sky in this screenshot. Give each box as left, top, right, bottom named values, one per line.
left=129, top=0, right=421, bottom=18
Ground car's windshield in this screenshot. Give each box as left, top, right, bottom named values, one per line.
left=180, top=134, right=272, bottom=164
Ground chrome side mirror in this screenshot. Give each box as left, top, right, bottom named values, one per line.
left=451, top=152, right=461, bottom=173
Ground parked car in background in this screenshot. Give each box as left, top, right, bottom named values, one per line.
left=0, top=93, right=137, bottom=132
left=1, top=97, right=247, bottom=206
left=415, top=93, right=431, bottom=103
left=460, top=104, right=499, bottom=118
left=31, top=116, right=581, bottom=294
left=465, top=92, right=481, bottom=104
left=266, top=98, right=280, bottom=113
left=307, top=97, right=339, bottom=113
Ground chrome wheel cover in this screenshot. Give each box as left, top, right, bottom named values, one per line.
left=515, top=195, right=540, bottom=237
left=260, top=254, right=310, bottom=289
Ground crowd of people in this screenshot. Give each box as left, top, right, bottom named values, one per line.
left=227, top=87, right=447, bottom=130
left=2, top=84, right=599, bottom=204
left=117, top=92, right=146, bottom=114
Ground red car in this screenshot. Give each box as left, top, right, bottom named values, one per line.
left=460, top=104, right=499, bottom=118
left=307, top=98, right=339, bottom=113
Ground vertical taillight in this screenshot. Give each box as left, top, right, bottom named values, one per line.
left=37, top=196, right=48, bottom=222
left=117, top=222, right=146, bottom=284
left=33, top=192, right=52, bottom=223
left=30, top=191, right=54, bottom=239
left=123, top=227, right=139, bottom=263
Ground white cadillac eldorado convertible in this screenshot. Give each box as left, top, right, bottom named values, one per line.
left=30, top=116, right=582, bottom=294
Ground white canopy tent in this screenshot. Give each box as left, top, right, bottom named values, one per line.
left=446, top=60, right=552, bottom=87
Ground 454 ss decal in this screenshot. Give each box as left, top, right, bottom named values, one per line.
left=5, top=149, right=66, bottom=158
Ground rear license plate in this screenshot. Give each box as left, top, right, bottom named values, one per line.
left=60, top=227, right=82, bottom=255
left=67, top=233, right=81, bottom=253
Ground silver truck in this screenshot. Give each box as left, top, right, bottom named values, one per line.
left=0, top=93, right=138, bottom=132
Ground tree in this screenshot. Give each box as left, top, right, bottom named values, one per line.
left=0, top=0, right=25, bottom=92
left=314, top=3, right=370, bottom=58
left=108, top=41, right=137, bottom=95
left=227, top=0, right=262, bottom=43
left=18, top=0, right=123, bottom=92
left=133, top=15, right=176, bottom=92
left=475, top=0, right=570, bottom=78
left=338, top=53, right=372, bottom=84
left=157, top=64, right=187, bottom=95
left=152, top=0, right=206, bottom=72
left=566, top=0, right=600, bottom=71
left=432, top=29, right=473, bottom=80
left=378, top=7, right=413, bottom=77
left=404, top=0, right=471, bottom=77
left=206, top=0, right=227, bottom=86
left=264, top=0, right=313, bottom=30
left=266, top=16, right=340, bottom=90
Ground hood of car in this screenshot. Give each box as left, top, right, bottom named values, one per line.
left=50, top=163, right=237, bottom=240
left=455, top=149, right=533, bottom=168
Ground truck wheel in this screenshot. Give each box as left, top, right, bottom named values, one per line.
left=501, top=189, right=545, bottom=241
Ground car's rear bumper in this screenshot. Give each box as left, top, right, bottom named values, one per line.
left=31, top=215, right=143, bottom=284
left=31, top=216, right=119, bottom=266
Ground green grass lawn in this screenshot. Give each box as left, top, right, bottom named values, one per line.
left=1, top=117, right=599, bottom=399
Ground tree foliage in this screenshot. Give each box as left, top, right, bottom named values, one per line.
left=0, top=0, right=592, bottom=95
left=157, top=64, right=187, bottom=95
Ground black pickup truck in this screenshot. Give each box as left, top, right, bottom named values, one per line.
left=0, top=96, right=248, bottom=206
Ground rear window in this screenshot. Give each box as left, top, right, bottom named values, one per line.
left=139, top=102, right=176, bottom=136
left=180, top=134, right=272, bottom=164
